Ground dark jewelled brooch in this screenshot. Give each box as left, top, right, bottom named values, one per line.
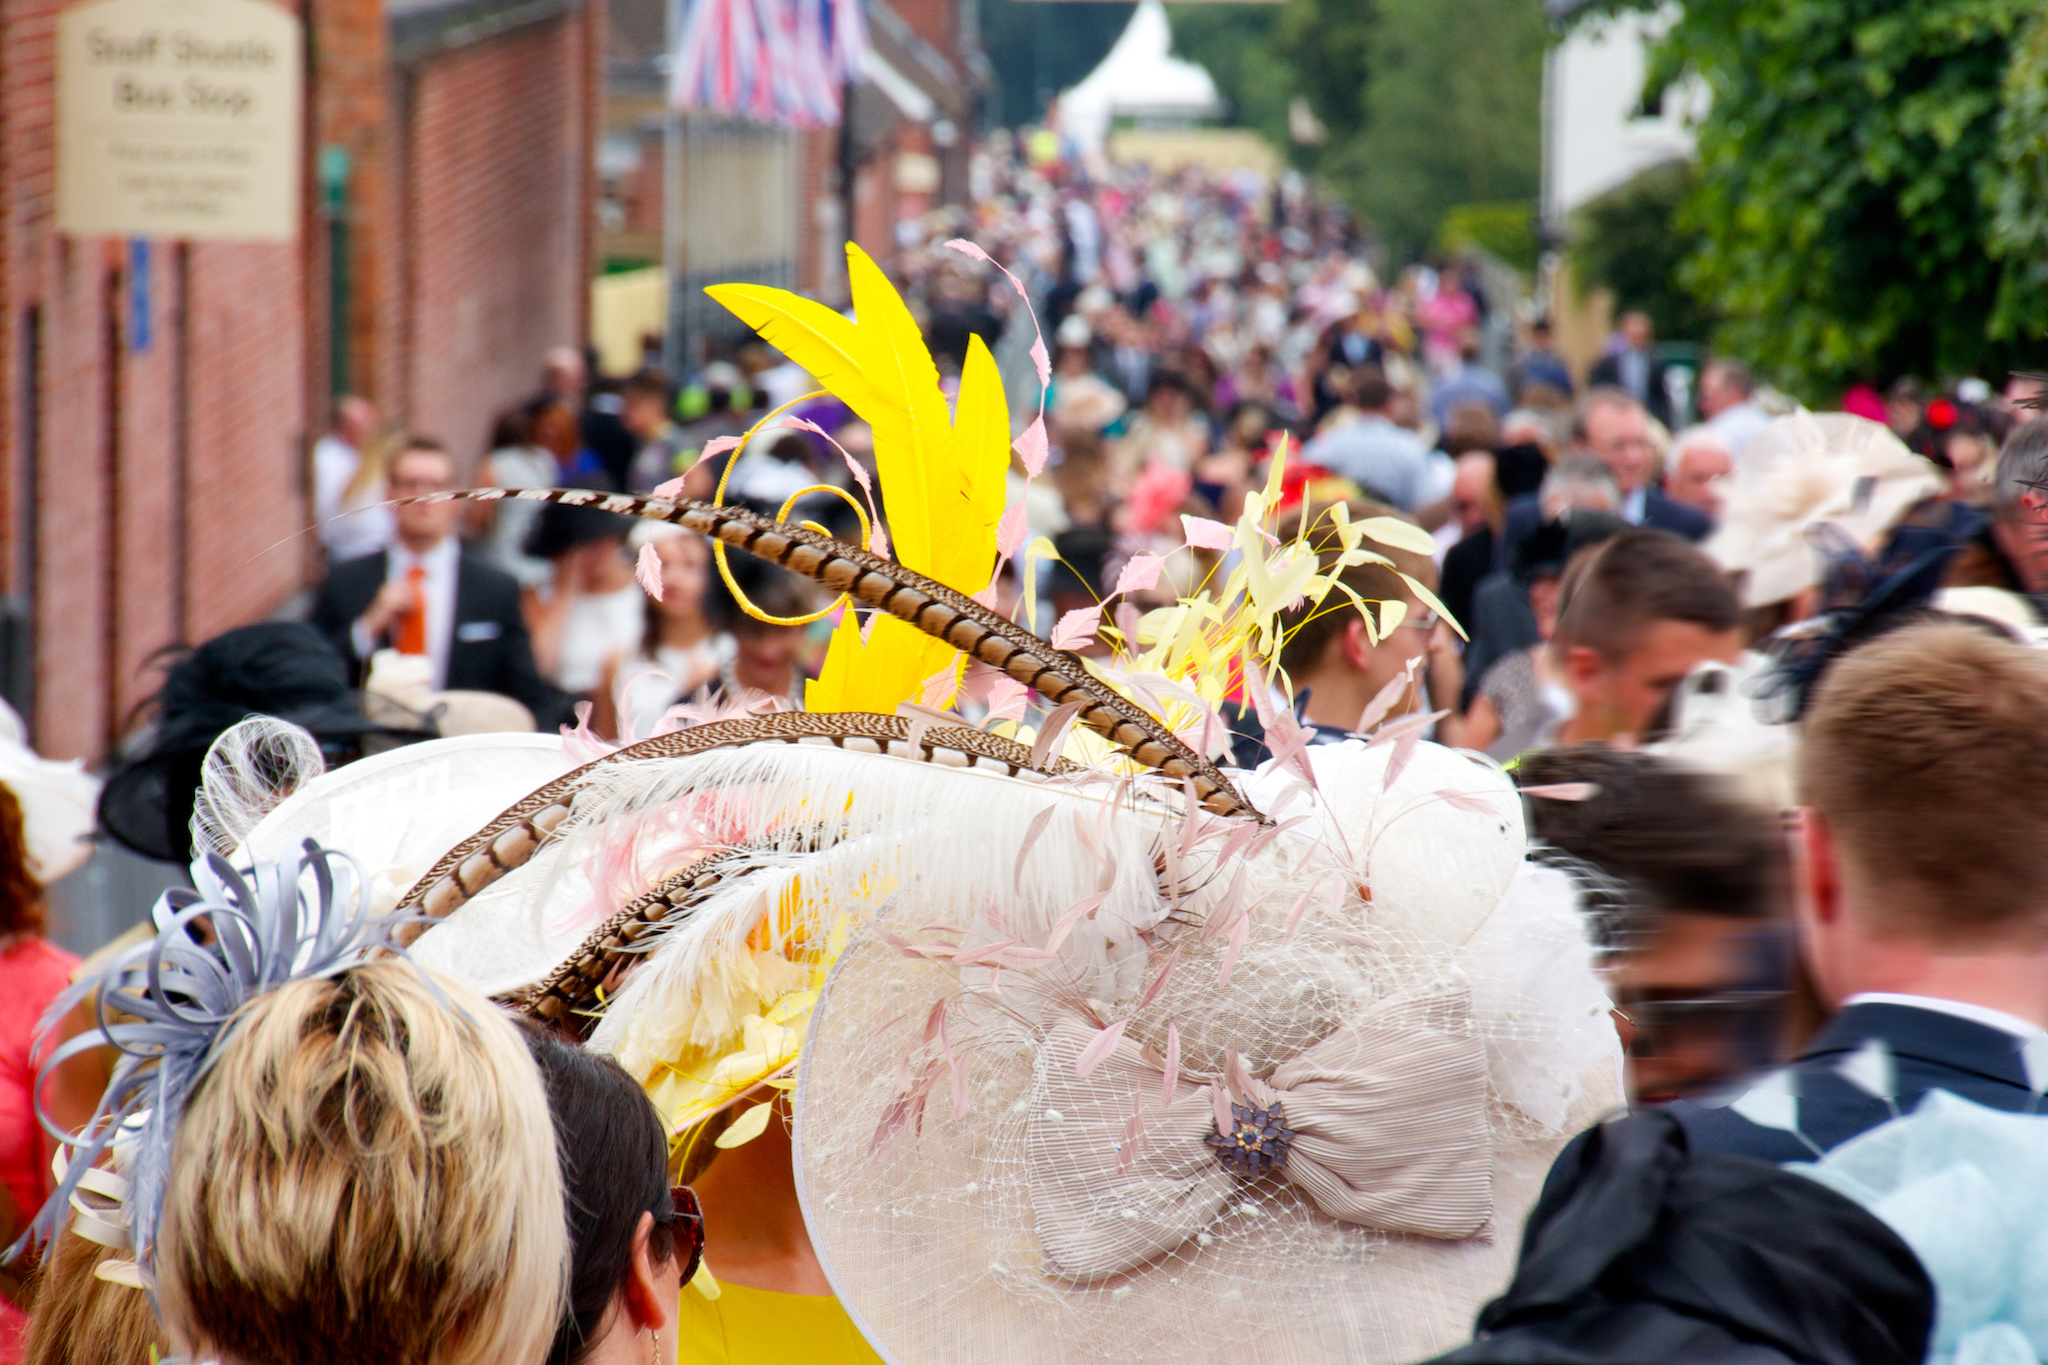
left=1205, top=1099, right=1297, bottom=1178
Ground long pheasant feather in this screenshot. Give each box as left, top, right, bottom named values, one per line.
left=403, top=488, right=1259, bottom=823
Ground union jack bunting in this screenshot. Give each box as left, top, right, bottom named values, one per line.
left=671, top=0, right=869, bottom=127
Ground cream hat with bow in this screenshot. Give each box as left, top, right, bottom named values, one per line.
left=1705, top=412, right=1943, bottom=608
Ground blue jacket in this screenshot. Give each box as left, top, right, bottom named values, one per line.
left=1668, top=1001, right=2042, bottom=1162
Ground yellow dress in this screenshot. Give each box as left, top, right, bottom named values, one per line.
left=674, top=1276, right=886, bottom=1365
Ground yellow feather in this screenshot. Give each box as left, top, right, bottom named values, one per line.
left=846, top=244, right=951, bottom=574
left=711, top=245, right=1010, bottom=716
left=701, top=283, right=890, bottom=421
left=945, top=333, right=1011, bottom=588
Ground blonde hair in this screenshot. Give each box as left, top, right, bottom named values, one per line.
left=341, top=428, right=404, bottom=506
left=23, top=1230, right=169, bottom=1365
left=155, top=962, right=568, bottom=1365
left=1802, top=620, right=2048, bottom=946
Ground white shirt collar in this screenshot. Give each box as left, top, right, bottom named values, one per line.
left=389, top=535, right=459, bottom=574
left=1844, top=992, right=2048, bottom=1042
left=1620, top=485, right=1647, bottom=524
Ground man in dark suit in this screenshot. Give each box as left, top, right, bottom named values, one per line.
left=1665, top=621, right=2048, bottom=1161
left=310, top=439, right=572, bottom=730
left=1587, top=310, right=1673, bottom=428
left=1561, top=386, right=1712, bottom=542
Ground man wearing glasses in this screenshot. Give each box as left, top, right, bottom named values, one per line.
left=311, top=438, right=570, bottom=729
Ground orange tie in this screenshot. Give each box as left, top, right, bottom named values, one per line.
left=395, top=565, right=428, bottom=655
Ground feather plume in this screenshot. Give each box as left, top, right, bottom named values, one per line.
left=12, top=843, right=394, bottom=1275
left=565, top=743, right=1193, bottom=1132
left=393, top=488, right=1258, bottom=820
left=711, top=244, right=1008, bottom=716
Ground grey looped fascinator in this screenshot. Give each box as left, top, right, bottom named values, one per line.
left=11, top=841, right=393, bottom=1284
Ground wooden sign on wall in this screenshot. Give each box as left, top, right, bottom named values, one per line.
left=57, top=0, right=302, bottom=240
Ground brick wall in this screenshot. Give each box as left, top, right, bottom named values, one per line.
left=0, top=0, right=309, bottom=761
left=0, top=0, right=601, bottom=759
left=403, top=16, right=591, bottom=467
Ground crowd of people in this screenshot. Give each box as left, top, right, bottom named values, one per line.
left=1, top=159, right=2046, bottom=1365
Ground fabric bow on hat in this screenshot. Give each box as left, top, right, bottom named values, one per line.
left=1026, top=986, right=1493, bottom=1282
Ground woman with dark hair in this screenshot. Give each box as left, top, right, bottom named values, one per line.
left=599, top=525, right=733, bottom=740
left=523, top=1025, right=705, bottom=1365
left=706, top=557, right=819, bottom=711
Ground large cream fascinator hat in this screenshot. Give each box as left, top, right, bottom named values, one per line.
left=210, top=248, right=1616, bottom=1363
left=792, top=731, right=1619, bottom=1365
left=1705, top=412, right=1943, bottom=608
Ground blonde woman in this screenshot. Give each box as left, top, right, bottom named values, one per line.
left=155, top=963, right=567, bottom=1365
left=314, top=401, right=398, bottom=564
left=16, top=845, right=569, bottom=1365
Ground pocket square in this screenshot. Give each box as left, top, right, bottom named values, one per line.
left=455, top=621, right=502, bottom=643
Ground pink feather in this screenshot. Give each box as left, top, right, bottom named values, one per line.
left=1013, top=416, right=1050, bottom=477
left=997, top=502, right=1030, bottom=558
left=1045, top=888, right=1111, bottom=951
left=635, top=542, right=665, bottom=601
left=1073, top=1019, right=1128, bottom=1078
left=1217, top=910, right=1252, bottom=986
left=1113, top=552, right=1165, bottom=598
left=986, top=677, right=1029, bottom=723
left=1521, top=782, right=1599, bottom=801
left=1180, top=514, right=1234, bottom=551
left=1051, top=605, right=1101, bottom=650
left=919, top=664, right=957, bottom=710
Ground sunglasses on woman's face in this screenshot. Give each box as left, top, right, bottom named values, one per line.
left=668, top=1185, right=706, bottom=1286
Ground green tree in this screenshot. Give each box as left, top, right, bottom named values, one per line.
left=1989, top=6, right=2048, bottom=339
left=1333, top=0, right=1546, bottom=259
left=977, top=0, right=1135, bottom=130
left=1165, top=5, right=1291, bottom=148
left=1568, top=161, right=1716, bottom=342
left=1174, top=0, right=1544, bottom=263
left=1625, top=0, right=2047, bottom=394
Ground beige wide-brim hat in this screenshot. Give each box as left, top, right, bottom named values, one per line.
left=1705, top=412, right=1944, bottom=608
left=363, top=651, right=537, bottom=736
left=795, top=739, right=1620, bottom=1365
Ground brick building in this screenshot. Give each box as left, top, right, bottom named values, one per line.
left=0, top=0, right=596, bottom=761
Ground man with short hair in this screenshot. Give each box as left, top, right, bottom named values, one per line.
left=1302, top=366, right=1434, bottom=512
left=1548, top=529, right=1743, bottom=747
left=1983, top=416, right=2048, bottom=603
left=1227, top=501, right=1454, bottom=764
left=310, top=440, right=570, bottom=728
left=1573, top=387, right=1712, bottom=540
left=1698, top=358, right=1768, bottom=458
left=1664, top=427, right=1733, bottom=519
left=1588, top=311, right=1673, bottom=426
left=1670, top=621, right=2048, bottom=1158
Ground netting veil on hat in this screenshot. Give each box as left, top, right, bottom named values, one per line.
left=795, top=740, right=1618, bottom=1365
